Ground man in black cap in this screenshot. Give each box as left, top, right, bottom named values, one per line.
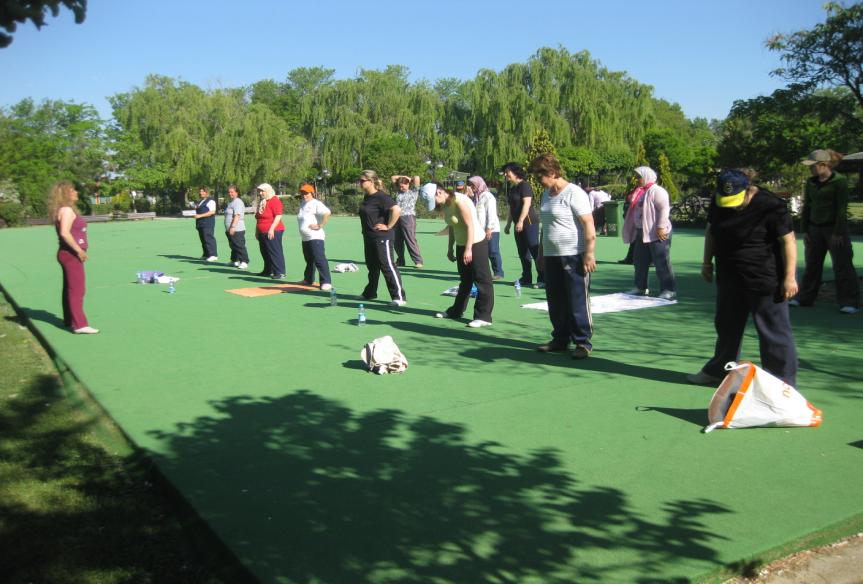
left=688, top=169, right=799, bottom=387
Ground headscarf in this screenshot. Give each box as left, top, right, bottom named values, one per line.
left=628, top=166, right=657, bottom=208
left=467, top=176, right=489, bottom=197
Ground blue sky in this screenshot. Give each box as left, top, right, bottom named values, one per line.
left=0, top=0, right=832, bottom=122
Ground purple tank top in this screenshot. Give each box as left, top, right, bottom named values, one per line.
left=56, top=212, right=88, bottom=251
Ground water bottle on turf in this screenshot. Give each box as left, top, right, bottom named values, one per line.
left=168, top=279, right=176, bottom=294
left=330, top=287, right=338, bottom=306
left=137, top=272, right=145, bottom=284
left=514, top=279, right=522, bottom=298
left=357, top=304, right=366, bottom=326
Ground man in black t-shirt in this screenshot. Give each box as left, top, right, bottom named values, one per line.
left=502, top=162, right=544, bottom=287
left=687, top=170, right=799, bottom=387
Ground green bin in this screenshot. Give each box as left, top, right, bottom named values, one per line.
left=602, top=200, right=624, bottom=237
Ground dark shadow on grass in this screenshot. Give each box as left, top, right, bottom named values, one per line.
left=157, top=253, right=207, bottom=263
left=636, top=406, right=707, bottom=427
left=148, top=391, right=732, bottom=583
left=849, top=440, right=863, bottom=450
left=10, top=307, right=67, bottom=330
left=0, top=374, right=245, bottom=583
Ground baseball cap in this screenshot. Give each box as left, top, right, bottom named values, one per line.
left=715, top=170, right=749, bottom=208
left=299, top=183, right=315, bottom=194
left=801, top=150, right=832, bottom=165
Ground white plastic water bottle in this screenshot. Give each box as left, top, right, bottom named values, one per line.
left=168, top=279, right=176, bottom=294
left=330, top=287, right=338, bottom=306
left=357, top=304, right=366, bottom=326
left=514, top=279, right=522, bottom=298
left=137, top=272, right=145, bottom=284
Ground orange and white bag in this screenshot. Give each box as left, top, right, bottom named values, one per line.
left=704, top=361, right=822, bottom=433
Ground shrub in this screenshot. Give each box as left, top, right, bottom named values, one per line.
left=0, top=202, right=25, bottom=227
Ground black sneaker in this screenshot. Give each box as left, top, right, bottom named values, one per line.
left=572, top=345, right=591, bottom=360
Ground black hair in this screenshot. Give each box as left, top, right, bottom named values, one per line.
left=501, top=162, right=526, bottom=179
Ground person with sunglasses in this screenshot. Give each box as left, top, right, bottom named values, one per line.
left=357, top=170, right=406, bottom=306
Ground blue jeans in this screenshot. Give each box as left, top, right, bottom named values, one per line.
left=544, top=254, right=593, bottom=350
left=633, top=230, right=676, bottom=292
left=488, top=231, right=503, bottom=277
left=302, top=239, right=331, bottom=285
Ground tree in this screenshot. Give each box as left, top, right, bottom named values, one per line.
left=717, top=86, right=861, bottom=180
left=767, top=2, right=863, bottom=109
left=657, top=153, right=680, bottom=202
left=558, top=146, right=601, bottom=184
left=0, top=98, right=105, bottom=214
left=0, top=0, right=86, bottom=48
left=525, top=128, right=557, bottom=194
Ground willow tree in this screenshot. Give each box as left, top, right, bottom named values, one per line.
left=111, top=75, right=312, bottom=201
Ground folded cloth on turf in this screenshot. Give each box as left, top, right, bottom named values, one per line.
left=140, top=271, right=164, bottom=283
left=333, top=263, right=359, bottom=273
left=442, top=285, right=478, bottom=298
left=155, top=275, right=179, bottom=284
left=360, top=335, right=408, bottom=375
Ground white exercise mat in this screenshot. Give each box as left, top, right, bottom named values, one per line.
left=521, top=292, right=677, bottom=314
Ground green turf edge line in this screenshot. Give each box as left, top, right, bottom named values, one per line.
left=695, top=512, right=863, bottom=583
left=0, top=280, right=257, bottom=584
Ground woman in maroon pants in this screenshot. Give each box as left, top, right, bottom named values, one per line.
left=50, top=181, right=98, bottom=334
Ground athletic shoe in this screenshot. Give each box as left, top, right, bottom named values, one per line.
left=320, top=283, right=332, bottom=291
left=256, top=270, right=269, bottom=276
left=237, top=262, right=248, bottom=270
left=492, top=275, right=504, bottom=281
left=788, top=299, right=801, bottom=307
left=206, top=256, right=219, bottom=262
left=361, top=293, right=378, bottom=301
left=467, top=319, right=491, bottom=328
left=658, top=290, right=677, bottom=300
left=536, top=341, right=568, bottom=353
left=534, top=282, right=546, bottom=289
left=686, top=370, right=722, bottom=385
left=571, top=345, right=591, bottom=360
left=434, top=312, right=450, bottom=319
left=390, top=300, right=407, bottom=307
left=272, top=274, right=285, bottom=279
left=73, top=326, right=100, bottom=334
left=414, top=263, right=423, bottom=268
left=624, top=288, right=649, bottom=296
left=839, top=306, right=859, bottom=314
left=232, top=261, right=239, bottom=267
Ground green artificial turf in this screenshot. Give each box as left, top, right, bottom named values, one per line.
left=1, top=216, right=861, bottom=583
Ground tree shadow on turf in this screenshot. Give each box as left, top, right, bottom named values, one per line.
left=1, top=374, right=242, bottom=583
left=149, top=391, right=732, bottom=583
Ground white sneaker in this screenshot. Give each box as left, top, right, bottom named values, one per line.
left=390, top=300, right=407, bottom=307
left=839, top=306, right=859, bottom=314
left=435, top=312, right=450, bottom=319
left=237, top=262, right=248, bottom=270
left=73, top=326, right=100, bottom=334
left=206, top=256, right=219, bottom=262
left=686, top=370, right=721, bottom=385
left=625, top=288, right=649, bottom=296
left=467, top=319, right=492, bottom=328
left=658, top=290, right=677, bottom=300
left=232, top=261, right=239, bottom=267
left=320, top=283, right=332, bottom=291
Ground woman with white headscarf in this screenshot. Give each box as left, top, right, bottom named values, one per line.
left=254, top=183, right=286, bottom=279
left=621, top=166, right=677, bottom=299
left=469, top=175, right=504, bottom=280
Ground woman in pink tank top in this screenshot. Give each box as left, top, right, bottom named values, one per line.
left=50, top=181, right=98, bottom=334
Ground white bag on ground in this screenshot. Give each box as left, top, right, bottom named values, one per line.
left=704, top=361, right=822, bottom=433
left=360, top=335, right=408, bottom=375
